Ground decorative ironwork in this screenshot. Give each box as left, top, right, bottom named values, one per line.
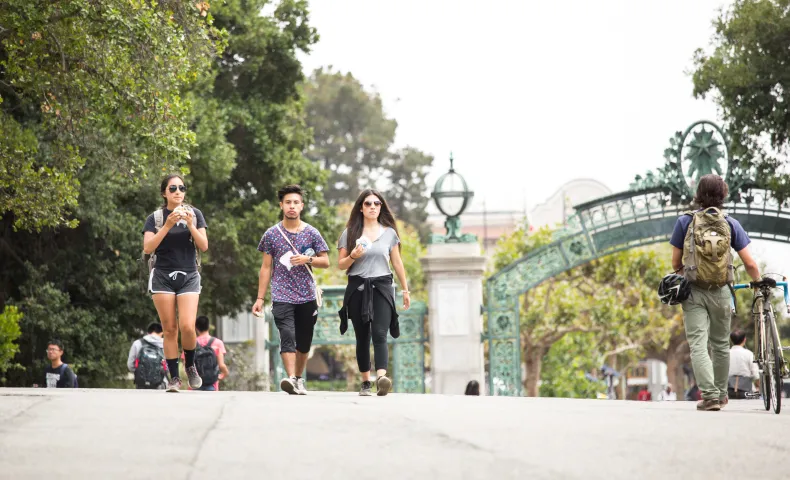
left=267, top=287, right=427, bottom=393
left=485, top=120, right=790, bottom=397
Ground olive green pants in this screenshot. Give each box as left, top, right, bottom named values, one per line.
left=681, top=285, right=732, bottom=400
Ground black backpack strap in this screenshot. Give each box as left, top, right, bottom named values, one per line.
left=207, top=337, right=215, bottom=348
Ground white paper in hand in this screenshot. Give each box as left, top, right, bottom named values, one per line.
left=279, top=251, right=294, bottom=271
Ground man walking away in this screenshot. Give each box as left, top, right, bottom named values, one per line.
left=728, top=329, right=759, bottom=399
left=194, top=315, right=229, bottom=391
left=44, top=340, right=77, bottom=388
left=670, top=174, right=761, bottom=411
left=128, top=322, right=167, bottom=389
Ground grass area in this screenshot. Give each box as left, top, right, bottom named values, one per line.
left=308, top=379, right=353, bottom=392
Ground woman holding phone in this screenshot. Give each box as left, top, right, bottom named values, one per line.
left=337, top=189, right=410, bottom=397
left=142, top=174, right=208, bottom=392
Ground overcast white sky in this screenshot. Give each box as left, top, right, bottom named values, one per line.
left=300, top=0, right=730, bottom=208
left=298, top=0, right=790, bottom=275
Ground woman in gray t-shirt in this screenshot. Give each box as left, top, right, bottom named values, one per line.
left=338, top=189, right=410, bottom=397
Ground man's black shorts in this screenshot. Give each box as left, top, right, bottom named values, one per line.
left=271, top=301, right=318, bottom=354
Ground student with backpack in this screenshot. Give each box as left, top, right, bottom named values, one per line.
left=142, top=174, right=208, bottom=393
left=44, top=339, right=78, bottom=388
left=667, top=174, right=761, bottom=411
left=192, top=315, right=229, bottom=391
left=127, top=322, right=167, bottom=389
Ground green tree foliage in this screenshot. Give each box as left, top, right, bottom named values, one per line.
left=491, top=223, right=683, bottom=397
left=0, top=0, right=224, bottom=231
left=184, top=0, right=331, bottom=316
left=692, top=0, right=790, bottom=199
left=0, top=305, right=22, bottom=378
left=0, top=0, right=326, bottom=388
left=539, top=333, right=604, bottom=399
left=303, top=68, right=433, bottom=236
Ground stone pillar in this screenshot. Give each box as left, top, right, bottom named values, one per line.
left=420, top=241, right=486, bottom=395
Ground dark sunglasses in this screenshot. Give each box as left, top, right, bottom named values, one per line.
left=168, top=185, right=187, bottom=193
left=364, top=200, right=382, bottom=207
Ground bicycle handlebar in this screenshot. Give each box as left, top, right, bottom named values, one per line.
left=733, top=281, right=790, bottom=314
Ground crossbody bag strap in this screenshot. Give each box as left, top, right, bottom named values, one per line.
left=276, top=224, right=316, bottom=281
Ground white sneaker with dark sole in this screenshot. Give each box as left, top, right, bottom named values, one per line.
left=376, top=375, right=392, bottom=396
left=166, top=377, right=182, bottom=393
left=296, top=377, right=308, bottom=395
left=280, top=376, right=298, bottom=395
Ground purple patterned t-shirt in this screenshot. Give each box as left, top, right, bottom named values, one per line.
left=257, top=222, right=329, bottom=304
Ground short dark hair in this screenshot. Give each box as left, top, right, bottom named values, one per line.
left=195, top=315, right=210, bottom=333
left=147, top=322, right=163, bottom=334
left=693, top=174, right=729, bottom=209
left=465, top=380, right=480, bottom=395
left=730, top=329, right=747, bottom=345
left=277, top=184, right=304, bottom=202
left=47, top=339, right=64, bottom=351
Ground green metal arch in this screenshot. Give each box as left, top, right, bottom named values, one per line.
left=484, top=185, right=790, bottom=396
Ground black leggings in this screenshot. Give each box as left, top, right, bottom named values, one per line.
left=348, top=289, right=391, bottom=372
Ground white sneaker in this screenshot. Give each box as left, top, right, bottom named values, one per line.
left=296, top=377, right=308, bottom=395
left=280, top=376, right=297, bottom=395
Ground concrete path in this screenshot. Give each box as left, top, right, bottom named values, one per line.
left=0, top=388, right=788, bottom=479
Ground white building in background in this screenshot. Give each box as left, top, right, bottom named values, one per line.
left=527, top=178, right=612, bottom=230
left=427, top=178, right=612, bottom=258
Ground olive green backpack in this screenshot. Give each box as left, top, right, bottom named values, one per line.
left=681, top=207, right=734, bottom=287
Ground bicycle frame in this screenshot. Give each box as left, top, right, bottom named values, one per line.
left=733, top=282, right=788, bottom=361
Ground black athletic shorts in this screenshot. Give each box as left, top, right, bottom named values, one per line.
left=271, top=301, right=318, bottom=354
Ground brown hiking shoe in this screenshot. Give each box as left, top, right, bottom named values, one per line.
left=719, top=396, right=728, bottom=408
left=696, top=398, right=721, bottom=411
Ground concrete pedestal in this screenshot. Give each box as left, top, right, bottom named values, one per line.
left=420, top=241, right=486, bottom=395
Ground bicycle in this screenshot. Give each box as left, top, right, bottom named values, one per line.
left=733, top=275, right=790, bottom=414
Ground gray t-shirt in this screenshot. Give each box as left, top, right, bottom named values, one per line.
left=338, top=225, right=400, bottom=278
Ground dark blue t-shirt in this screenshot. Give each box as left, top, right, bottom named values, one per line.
left=669, top=211, right=751, bottom=252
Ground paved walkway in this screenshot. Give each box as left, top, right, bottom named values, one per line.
left=1, top=388, right=788, bottom=479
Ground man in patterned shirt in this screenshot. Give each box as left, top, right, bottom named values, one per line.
left=252, top=185, right=330, bottom=395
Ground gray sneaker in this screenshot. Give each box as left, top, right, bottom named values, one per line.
left=296, top=377, right=308, bottom=395
left=376, top=375, right=392, bottom=396
left=360, top=381, right=373, bottom=396
left=280, top=376, right=298, bottom=395
left=186, top=365, right=202, bottom=389
left=166, top=377, right=182, bottom=393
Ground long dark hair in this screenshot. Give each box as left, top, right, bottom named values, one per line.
left=160, top=174, right=185, bottom=208
left=345, top=189, right=401, bottom=251
left=693, top=174, right=728, bottom=209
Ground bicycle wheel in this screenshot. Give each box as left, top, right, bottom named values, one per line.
left=767, top=307, right=783, bottom=414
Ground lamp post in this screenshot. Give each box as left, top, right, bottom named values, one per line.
left=430, top=153, right=475, bottom=243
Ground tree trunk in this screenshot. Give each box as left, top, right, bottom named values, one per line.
left=525, top=347, right=544, bottom=397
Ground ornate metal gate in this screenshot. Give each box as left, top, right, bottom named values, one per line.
left=485, top=120, right=790, bottom=396
left=266, top=286, right=427, bottom=393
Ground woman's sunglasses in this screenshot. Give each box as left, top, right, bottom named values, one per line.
left=168, top=185, right=187, bottom=193
left=364, top=200, right=382, bottom=207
